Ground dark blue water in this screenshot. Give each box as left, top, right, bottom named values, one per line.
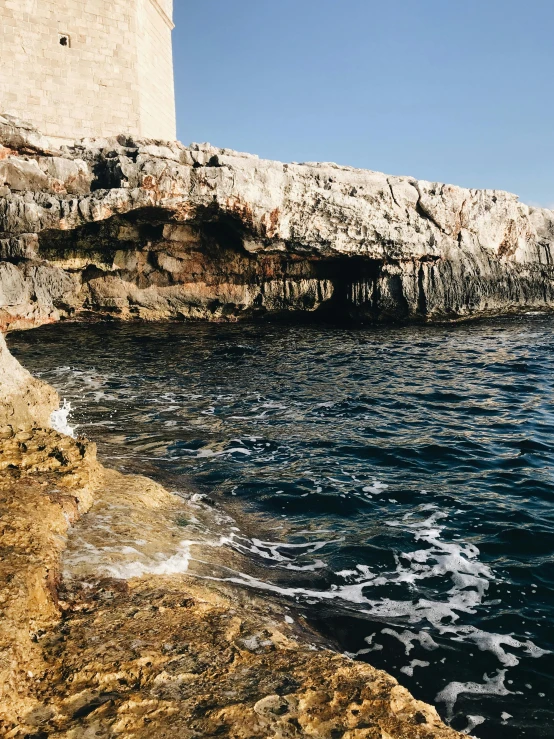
left=10, top=317, right=554, bottom=738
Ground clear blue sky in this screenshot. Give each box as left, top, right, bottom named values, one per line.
left=173, top=0, right=554, bottom=206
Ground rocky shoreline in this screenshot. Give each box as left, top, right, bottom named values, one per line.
left=0, top=333, right=463, bottom=738
left=2, top=113, right=554, bottom=331
left=4, top=111, right=551, bottom=737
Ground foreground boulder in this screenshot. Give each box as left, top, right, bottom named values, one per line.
left=1, top=113, right=554, bottom=328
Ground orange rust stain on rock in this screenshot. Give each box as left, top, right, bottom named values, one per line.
left=141, top=174, right=163, bottom=200
left=226, top=196, right=255, bottom=228
left=498, top=221, right=519, bottom=258
left=142, top=175, right=157, bottom=190
left=261, top=207, right=281, bottom=239
left=50, top=179, right=66, bottom=194
left=171, top=202, right=194, bottom=222
left=0, top=313, right=57, bottom=333
left=0, top=146, right=17, bottom=160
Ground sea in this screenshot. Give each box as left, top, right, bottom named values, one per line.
left=9, top=315, right=554, bottom=738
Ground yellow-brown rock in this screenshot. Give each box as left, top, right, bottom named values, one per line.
left=0, top=429, right=462, bottom=739
left=0, top=429, right=100, bottom=733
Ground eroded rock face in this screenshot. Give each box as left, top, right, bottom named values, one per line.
left=1, top=114, right=554, bottom=328
left=0, top=332, right=58, bottom=430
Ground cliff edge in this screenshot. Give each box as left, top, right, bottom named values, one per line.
left=1, top=112, right=554, bottom=329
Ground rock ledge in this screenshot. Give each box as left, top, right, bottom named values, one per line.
left=1, top=114, right=554, bottom=328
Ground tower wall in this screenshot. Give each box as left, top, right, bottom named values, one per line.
left=0, top=0, right=176, bottom=142
left=137, top=0, right=176, bottom=140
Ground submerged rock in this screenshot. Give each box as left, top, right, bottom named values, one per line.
left=0, top=116, right=553, bottom=328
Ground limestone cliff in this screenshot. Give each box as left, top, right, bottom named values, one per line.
left=1, top=112, right=554, bottom=329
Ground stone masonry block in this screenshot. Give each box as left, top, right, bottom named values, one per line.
left=0, top=0, right=176, bottom=141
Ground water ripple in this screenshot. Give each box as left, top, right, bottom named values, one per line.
left=9, top=315, right=554, bottom=739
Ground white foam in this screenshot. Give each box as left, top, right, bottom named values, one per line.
left=443, top=626, right=526, bottom=667
left=344, top=633, right=384, bottom=658
left=281, top=560, right=326, bottom=572
left=50, top=399, right=76, bottom=438
left=229, top=533, right=342, bottom=566
left=461, top=715, right=486, bottom=735
left=436, top=670, right=513, bottom=719
left=382, top=628, right=439, bottom=655
left=400, top=659, right=430, bottom=677
left=344, top=644, right=384, bottom=658
left=522, top=640, right=551, bottom=659
left=195, top=447, right=252, bottom=458
left=102, top=543, right=192, bottom=579
left=362, top=480, right=389, bottom=494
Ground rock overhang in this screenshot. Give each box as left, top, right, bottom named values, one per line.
left=1, top=114, right=554, bottom=330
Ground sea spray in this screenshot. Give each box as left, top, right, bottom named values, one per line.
left=50, top=399, right=76, bottom=438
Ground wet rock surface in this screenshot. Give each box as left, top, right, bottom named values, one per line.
left=1, top=114, right=554, bottom=328
left=41, top=575, right=462, bottom=739
left=0, top=437, right=462, bottom=739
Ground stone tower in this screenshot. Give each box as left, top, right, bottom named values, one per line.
left=0, top=0, right=176, bottom=142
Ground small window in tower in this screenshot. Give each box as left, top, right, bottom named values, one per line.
left=59, top=34, right=70, bottom=47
